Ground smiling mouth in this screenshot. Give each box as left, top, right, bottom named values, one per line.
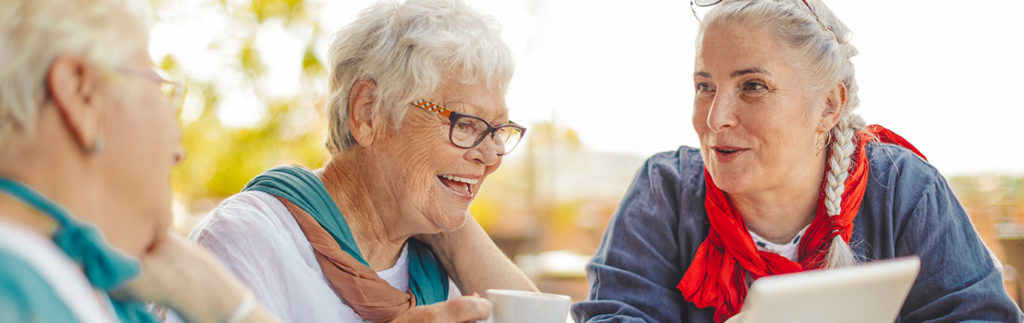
left=438, top=174, right=478, bottom=197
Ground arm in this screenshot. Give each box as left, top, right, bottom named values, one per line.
left=896, top=174, right=1023, bottom=322
left=116, top=234, right=279, bottom=323
left=418, top=215, right=538, bottom=294
left=572, top=154, right=708, bottom=322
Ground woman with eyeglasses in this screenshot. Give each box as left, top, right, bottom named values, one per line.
left=0, top=0, right=281, bottom=322
left=572, top=0, right=1023, bottom=322
left=174, top=0, right=537, bottom=322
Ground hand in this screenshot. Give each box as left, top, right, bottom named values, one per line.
left=390, top=295, right=492, bottom=323
left=113, top=233, right=219, bottom=306
left=112, top=233, right=257, bottom=322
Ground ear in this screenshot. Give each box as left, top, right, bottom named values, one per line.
left=347, top=79, right=378, bottom=147
left=47, top=55, right=105, bottom=153
left=818, top=82, right=847, bottom=131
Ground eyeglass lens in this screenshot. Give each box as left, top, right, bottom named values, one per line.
left=450, top=115, right=523, bottom=155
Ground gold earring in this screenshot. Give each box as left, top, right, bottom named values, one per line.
left=816, top=131, right=832, bottom=155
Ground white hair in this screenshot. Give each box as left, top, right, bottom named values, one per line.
left=325, top=0, right=514, bottom=154
left=699, top=0, right=864, bottom=268
left=0, top=0, right=152, bottom=149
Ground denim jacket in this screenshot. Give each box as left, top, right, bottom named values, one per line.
left=572, top=143, right=1023, bottom=322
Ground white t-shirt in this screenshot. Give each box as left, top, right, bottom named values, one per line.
left=748, top=225, right=811, bottom=262
left=0, top=220, right=117, bottom=322
left=181, top=191, right=460, bottom=323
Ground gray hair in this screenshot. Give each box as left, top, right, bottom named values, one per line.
left=0, top=0, right=152, bottom=149
left=325, top=0, right=514, bottom=154
left=698, top=0, right=864, bottom=268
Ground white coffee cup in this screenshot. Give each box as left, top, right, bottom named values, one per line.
left=478, top=289, right=571, bottom=323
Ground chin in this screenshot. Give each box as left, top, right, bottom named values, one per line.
left=434, top=209, right=468, bottom=233
left=707, top=167, right=750, bottom=193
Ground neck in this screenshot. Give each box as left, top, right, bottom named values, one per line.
left=0, top=194, right=58, bottom=237
left=0, top=125, right=99, bottom=242
left=318, top=152, right=414, bottom=271
left=730, top=156, right=827, bottom=244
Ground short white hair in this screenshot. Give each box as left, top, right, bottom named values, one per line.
left=0, top=0, right=152, bottom=148
left=325, top=0, right=514, bottom=154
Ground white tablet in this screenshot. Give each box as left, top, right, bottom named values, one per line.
left=730, top=256, right=921, bottom=323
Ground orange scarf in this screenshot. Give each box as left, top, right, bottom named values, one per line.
left=277, top=197, right=417, bottom=322
left=677, top=125, right=925, bottom=322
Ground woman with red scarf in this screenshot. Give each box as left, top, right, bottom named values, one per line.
left=572, top=0, right=1022, bottom=322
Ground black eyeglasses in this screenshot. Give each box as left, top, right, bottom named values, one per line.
left=411, top=99, right=526, bottom=156
left=690, top=0, right=836, bottom=41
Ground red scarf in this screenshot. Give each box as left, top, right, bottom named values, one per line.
left=677, top=125, right=925, bottom=323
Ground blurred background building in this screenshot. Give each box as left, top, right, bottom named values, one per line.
left=152, top=0, right=1023, bottom=309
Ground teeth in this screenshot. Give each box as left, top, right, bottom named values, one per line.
left=440, top=174, right=479, bottom=185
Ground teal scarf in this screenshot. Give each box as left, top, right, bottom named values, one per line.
left=0, top=177, right=156, bottom=322
left=242, top=166, right=450, bottom=306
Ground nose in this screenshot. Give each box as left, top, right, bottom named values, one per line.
left=466, top=134, right=500, bottom=166
left=705, top=93, right=737, bottom=132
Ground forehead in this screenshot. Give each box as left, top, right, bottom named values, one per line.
left=431, top=79, right=508, bottom=119
left=696, top=22, right=791, bottom=74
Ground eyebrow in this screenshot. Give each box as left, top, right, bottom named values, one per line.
left=693, top=67, right=770, bottom=79
left=731, top=67, right=769, bottom=78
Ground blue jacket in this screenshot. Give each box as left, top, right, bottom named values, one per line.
left=572, top=143, right=1023, bottom=322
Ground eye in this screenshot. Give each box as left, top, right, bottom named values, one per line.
left=455, top=118, right=478, bottom=130
left=696, top=82, right=716, bottom=93
left=742, top=80, right=768, bottom=92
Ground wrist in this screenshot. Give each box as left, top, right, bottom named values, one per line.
left=221, top=289, right=256, bottom=323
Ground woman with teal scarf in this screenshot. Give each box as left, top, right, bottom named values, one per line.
left=180, top=0, right=538, bottom=322
left=0, top=0, right=278, bottom=322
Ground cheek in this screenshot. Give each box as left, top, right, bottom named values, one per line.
left=692, top=104, right=709, bottom=138
left=391, top=129, right=451, bottom=188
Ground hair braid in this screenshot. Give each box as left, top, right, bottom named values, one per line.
left=822, top=116, right=860, bottom=268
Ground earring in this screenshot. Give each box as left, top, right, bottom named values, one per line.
left=816, top=130, right=833, bottom=155
left=91, top=137, right=104, bottom=155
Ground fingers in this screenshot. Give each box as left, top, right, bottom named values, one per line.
left=439, top=295, right=491, bottom=322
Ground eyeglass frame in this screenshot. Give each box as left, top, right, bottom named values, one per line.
left=114, top=67, right=186, bottom=111
left=689, top=0, right=837, bottom=41
left=410, top=99, right=526, bottom=156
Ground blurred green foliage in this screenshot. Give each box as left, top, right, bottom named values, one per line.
left=157, top=0, right=329, bottom=211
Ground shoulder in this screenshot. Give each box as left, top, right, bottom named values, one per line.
left=641, top=145, right=704, bottom=181
left=865, top=142, right=941, bottom=187
left=189, top=191, right=293, bottom=244
left=607, top=145, right=708, bottom=249
left=863, top=142, right=945, bottom=209
left=632, top=145, right=705, bottom=198
left=187, top=190, right=317, bottom=269
left=0, top=247, right=77, bottom=322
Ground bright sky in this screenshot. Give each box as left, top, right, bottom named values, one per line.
left=152, top=0, right=1024, bottom=176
